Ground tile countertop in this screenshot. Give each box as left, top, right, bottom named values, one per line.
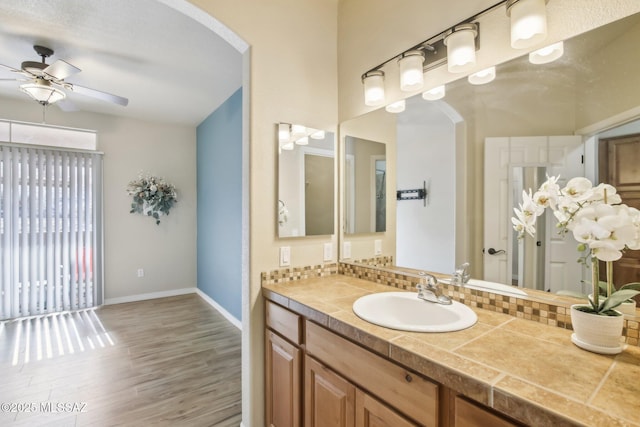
left=262, top=274, right=640, bottom=427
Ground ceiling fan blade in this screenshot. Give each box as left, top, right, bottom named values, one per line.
left=56, top=98, right=79, bottom=112
left=0, top=63, right=23, bottom=73
left=69, top=83, right=129, bottom=106
left=43, top=59, right=81, bottom=81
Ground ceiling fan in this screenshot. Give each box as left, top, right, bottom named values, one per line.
left=0, top=45, right=128, bottom=108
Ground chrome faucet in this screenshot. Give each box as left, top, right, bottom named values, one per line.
left=416, top=272, right=452, bottom=305
left=452, top=262, right=470, bottom=287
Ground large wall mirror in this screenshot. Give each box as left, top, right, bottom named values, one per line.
left=344, top=136, right=386, bottom=234
left=338, top=11, right=640, bottom=298
left=277, top=123, right=335, bottom=238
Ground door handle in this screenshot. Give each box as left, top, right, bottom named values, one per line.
left=486, top=248, right=506, bottom=255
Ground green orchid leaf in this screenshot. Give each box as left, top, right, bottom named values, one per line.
left=619, top=282, right=640, bottom=291
left=600, top=290, right=640, bottom=313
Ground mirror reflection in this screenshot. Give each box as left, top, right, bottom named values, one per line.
left=344, top=136, right=386, bottom=234
left=511, top=166, right=547, bottom=291
left=339, top=12, right=640, bottom=297
left=278, top=124, right=335, bottom=237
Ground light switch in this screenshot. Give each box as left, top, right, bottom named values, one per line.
left=343, top=241, right=351, bottom=259
left=323, top=242, right=332, bottom=262
left=279, top=246, right=291, bottom=267
left=374, top=239, right=382, bottom=255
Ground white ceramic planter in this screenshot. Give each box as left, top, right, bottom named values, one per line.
left=570, top=304, right=625, bottom=354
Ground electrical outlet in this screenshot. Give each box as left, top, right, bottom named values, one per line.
left=279, top=246, right=291, bottom=267
left=343, top=241, right=351, bottom=259
left=137, top=268, right=144, bottom=278
left=374, top=239, right=382, bottom=255
left=323, top=242, right=332, bottom=262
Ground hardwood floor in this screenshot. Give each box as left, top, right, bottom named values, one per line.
left=0, top=294, right=242, bottom=426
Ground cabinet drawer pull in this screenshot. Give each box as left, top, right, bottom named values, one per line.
left=405, top=374, right=412, bottom=383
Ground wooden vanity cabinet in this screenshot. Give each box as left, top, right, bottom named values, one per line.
left=305, top=321, right=436, bottom=426
left=449, top=394, right=522, bottom=427
left=305, top=355, right=355, bottom=427
left=265, top=299, right=521, bottom=427
left=305, top=354, right=418, bottom=427
left=266, top=301, right=303, bottom=427
left=356, top=389, right=420, bottom=427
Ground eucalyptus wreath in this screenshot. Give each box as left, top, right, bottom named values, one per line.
left=127, top=173, right=177, bottom=225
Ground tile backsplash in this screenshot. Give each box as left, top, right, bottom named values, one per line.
left=262, top=259, right=639, bottom=347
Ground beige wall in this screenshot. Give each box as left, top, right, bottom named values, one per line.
left=576, top=19, right=640, bottom=130
left=0, top=96, right=197, bottom=301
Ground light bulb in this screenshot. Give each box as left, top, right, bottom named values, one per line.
left=362, top=70, right=385, bottom=106
left=385, top=100, right=406, bottom=113
left=309, top=130, right=325, bottom=140
left=278, top=123, right=290, bottom=143
left=399, top=50, right=425, bottom=92
left=444, top=24, right=478, bottom=73
left=507, top=0, right=548, bottom=49
left=468, top=66, right=496, bottom=85
left=529, top=41, right=563, bottom=64
left=422, top=85, right=445, bottom=101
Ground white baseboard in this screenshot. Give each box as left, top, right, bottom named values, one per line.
left=104, top=287, right=196, bottom=305
left=103, top=287, right=241, bottom=331
left=196, top=289, right=242, bottom=331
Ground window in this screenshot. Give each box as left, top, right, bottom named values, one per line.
left=0, top=144, right=103, bottom=320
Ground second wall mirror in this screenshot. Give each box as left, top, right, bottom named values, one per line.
left=277, top=123, right=335, bottom=238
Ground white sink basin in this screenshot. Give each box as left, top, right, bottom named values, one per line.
left=352, top=292, right=477, bottom=333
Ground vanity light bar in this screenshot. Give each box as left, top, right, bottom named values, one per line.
left=277, top=122, right=326, bottom=149
left=362, top=0, right=551, bottom=106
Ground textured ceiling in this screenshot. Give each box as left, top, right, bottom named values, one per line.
left=0, top=0, right=243, bottom=126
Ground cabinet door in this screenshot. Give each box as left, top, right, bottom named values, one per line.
left=266, top=330, right=301, bottom=427
left=305, top=355, right=355, bottom=427
left=355, top=389, right=418, bottom=427
left=454, top=396, right=520, bottom=427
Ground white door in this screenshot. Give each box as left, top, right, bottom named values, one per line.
left=484, top=136, right=585, bottom=293
left=484, top=137, right=511, bottom=285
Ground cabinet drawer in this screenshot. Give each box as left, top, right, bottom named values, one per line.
left=306, top=321, right=438, bottom=426
left=266, top=300, right=302, bottom=345
left=454, top=396, right=520, bottom=427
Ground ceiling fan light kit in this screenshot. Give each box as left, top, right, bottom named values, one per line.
left=1, top=44, right=128, bottom=108
left=20, top=78, right=66, bottom=105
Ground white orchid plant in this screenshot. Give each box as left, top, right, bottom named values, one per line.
left=512, top=176, right=640, bottom=315
left=127, top=173, right=177, bottom=225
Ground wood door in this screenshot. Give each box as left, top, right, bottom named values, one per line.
left=600, top=134, right=640, bottom=289
left=305, top=355, right=355, bottom=427
left=355, top=389, right=418, bottom=427
left=266, top=330, right=301, bottom=427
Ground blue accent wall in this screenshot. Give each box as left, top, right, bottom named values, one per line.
left=197, top=88, right=242, bottom=321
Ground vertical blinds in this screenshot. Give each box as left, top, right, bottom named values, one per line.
left=0, top=144, right=103, bottom=320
